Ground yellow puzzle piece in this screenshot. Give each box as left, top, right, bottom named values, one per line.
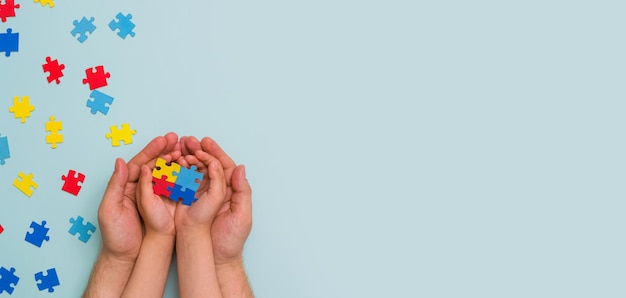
left=9, top=96, right=35, bottom=123
left=45, top=116, right=63, bottom=149
left=106, top=123, right=136, bottom=146
left=152, top=157, right=181, bottom=183
left=14, top=172, right=38, bottom=197
left=33, top=0, right=55, bottom=8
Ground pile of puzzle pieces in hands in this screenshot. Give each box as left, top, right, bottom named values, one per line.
left=152, top=158, right=204, bottom=206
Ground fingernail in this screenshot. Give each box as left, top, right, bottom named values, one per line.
left=211, top=161, right=218, bottom=170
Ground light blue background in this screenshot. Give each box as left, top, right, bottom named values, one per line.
left=1, top=0, right=624, bottom=297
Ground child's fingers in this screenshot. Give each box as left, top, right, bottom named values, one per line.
left=138, top=165, right=154, bottom=202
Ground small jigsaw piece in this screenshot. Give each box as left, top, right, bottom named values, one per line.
left=68, top=216, right=96, bottom=243
left=61, top=169, right=85, bottom=196
left=9, top=96, right=34, bottom=123
left=108, top=12, right=136, bottom=39
left=25, top=220, right=50, bottom=247
left=0, top=267, right=19, bottom=295
left=42, top=56, right=65, bottom=84
left=45, top=116, right=63, bottom=149
left=106, top=123, right=136, bottom=146
left=0, top=28, right=18, bottom=57
left=13, top=172, right=37, bottom=197
left=71, top=17, right=96, bottom=43
left=86, top=90, right=114, bottom=115
left=35, top=268, right=59, bottom=292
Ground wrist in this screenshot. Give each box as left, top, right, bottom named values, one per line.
left=100, top=247, right=139, bottom=265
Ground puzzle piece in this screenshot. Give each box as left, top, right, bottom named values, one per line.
left=0, top=0, right=20, bottom=22
left=152, top=175, right=175, bottom=197
left=61, top=169, right=85, bottom=196
left=71, top=17, right=96, bottom=43
left=0, top=28, right=18, bottom=56
left=152, top=157, right=181, bottom=183
left=168, top=184, right=198, bottom=206
left=45, top=116, right=63, bottom=149
left=25, top=220, right=50, bottom=247
left=82, top=65, right=110, bottom=90
left=8, top=96, right=34, bottom=123
left=0, top=134, right=10, bottom=165
left=106, top=123, right=136, bottom=146
left=0, top=224, right=3, bottom=234
left=13, top=172, right=37, bottom=197
left=68, top=216, right=96, bottom=243
left=33, top=0, right=54, bottom=8
left=35, top=268, right=59, bottom=292
left=86, top=90, right=114, bottom=115
left=173, top=165, right=203, bottom=192
left=0, top=267, right=19, bottom=295
left=42, top=56, right=65, bottom=84
left=108, top=12, right=136, bottom=39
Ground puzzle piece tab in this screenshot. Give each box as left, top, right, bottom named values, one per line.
left=71, top=17, right=96, bottom=43
left=0, top=0, right=20, bottom=22
left=0, top=28, right=18, bottom=57
left=42, top=56, right=65, bottom=84
left=82, top=65, right=110, bottom=90
left=106, top=123, right=136, bottom=146
left=13, top=172, right=37, bottom=197
left=33, top=0, right=54, bottom=8
left=35, top=268, right=59, bottom=292
left=45, top=116, right=63, bottom=149
left=68, top=216, right=96, bottom=243
left=0, top=134, right=10, bottom=165
left=9, top=96, right=34, bottom=123
left=61, top=169, right=85, bottom=196
left=86, top=90, right=114, bottom=115
left=108, top=12, right=136, bottom=39
left=0, top=267, right=19, bottom=295
left=25, top=220, right=50, bottom=247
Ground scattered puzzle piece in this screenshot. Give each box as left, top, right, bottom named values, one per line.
left=152, top=175, right=175, bottom=197
left=0, top=224, right=4, bottom=234
left=71, top=17, right=96, bottom=43
left=45, top=116, right=63, bottom=149
left=86, top=90, right=114, bottom=115
left=0, top=267, right=19, bottom=295
left=33, top=0, right=54, bottom=8
left=168, top=184, right=198, bottom=206
left=108, top=12, right=136, bottom=39
left=68, top=216, right=96, bottom=243
left=34, top=268, right=59, bottom=293
left=0, top=28, right=18, bottom=57
left=106, top=123, right=136, bottom=146
left=61, top=169, right=85, bottom=196
left=152, top=158, right=181, bottom=184
left=0, top=134, right=10, bottom=165
left=82, top=65, right=110, bottom=90
left=8, top=96, right=34, bottom=123
left=42, top=56, right=65, bottom=84
left=173, top=165, right=202, bottom=192
left=13, top=172, right=37, bottom=197
left=0, top=0, right=20, bottom=22
left=24, top=220, right=50, bottom=247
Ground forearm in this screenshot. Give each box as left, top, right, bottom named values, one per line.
left=176, top=227, right=223, bottom=298
left=82, top=250, right=136, bottom=298
left=216, top=258, right=254, bottom=298
left=121, top=234, right=175, bottom=298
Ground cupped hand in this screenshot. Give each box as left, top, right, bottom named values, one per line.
left=136, top=165, right=176, bottom=236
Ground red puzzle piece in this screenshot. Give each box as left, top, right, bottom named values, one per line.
left=42, top=56, right=65, bottom=84
left=0, top=224, right=4, bottom=234
left=152, top=175, right=174, bottom=197
left=82, top=65, right=110, bottom=90
left=0, top=0, right=20, bottom=22
left=61, top=169, right=85, bottom=196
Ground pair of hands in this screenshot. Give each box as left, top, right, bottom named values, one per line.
left=97, top=132, right=252, bottom=268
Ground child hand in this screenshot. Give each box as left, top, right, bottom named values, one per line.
left=137, top=165, right=177, bottom=236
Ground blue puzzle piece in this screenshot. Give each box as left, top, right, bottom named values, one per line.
left=25, top=220, right=50, bottom=248
left=71, top=17, right=96, bottom=43
left=173, top=165, right=203, bottom=192
left=168, top=184, right=198, bottom=206
left=0, top=28, right=18, bottom=57
left=0, top=267, right=19, bottom=295
left=35, top=268, right=59, bottom=293
left=108, top=12, right=135, bottom=39
left=0, top=134, right=10, bottom=165
left=86, top=90, right=114, bottom=115
left=68, top=216, right=96, bottom=243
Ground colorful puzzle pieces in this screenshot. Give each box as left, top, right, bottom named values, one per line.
left=152, top=158, right=203, bottom=206
left=61, top=169, right=85, bottom=196
left=86, top=90, right=114, bottom=115
left=45, top=116, right=63, bottom=149
left=82, top=65, right=110, bottom=90
left=33, top=0, right=54, bottom=8
left=106, top=123, right=136, bottom=146
left=9, top=96, right=34, bottom=123
left=0, top=267, right=19, bottom=295
left=0, top=28, right=18, bottom=57
left=35, top=268, right=59, bottom=292
left=13, top=172, right=37, bottom=197
left=0, top=134, right=10, bottom=165
left=68, top=216, right=96, bottom=243
left=42, top=56, right=65, bottom=84
left=24, top=220, right=50, bottom=247
left=71, top=17, right=96, bottom=43
left=109, top=12, right=135, bottom=39
left=0, top=0, right=20, bottom=22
